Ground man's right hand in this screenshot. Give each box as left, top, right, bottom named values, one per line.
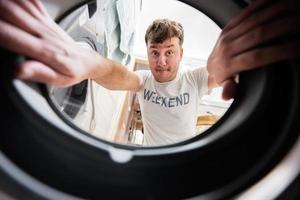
left=0, top=0, right=102, bottom=87
left=207, top=0, right=300, bottom=100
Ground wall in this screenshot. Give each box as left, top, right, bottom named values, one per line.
left=133, top=0, right=221, bottom=61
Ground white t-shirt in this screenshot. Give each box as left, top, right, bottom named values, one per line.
left=136, top=67, right=209, bottom=146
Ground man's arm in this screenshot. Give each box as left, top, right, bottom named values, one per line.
left=207, top=0, right=300, bottom=99
left=0, top=0, right=299, bottom=95
left=92, top=57, right=142, bottom=92
left=0, top=0, right=141, bottom=91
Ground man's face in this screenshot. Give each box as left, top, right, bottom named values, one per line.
left=147, top=37, right=183, bottom=82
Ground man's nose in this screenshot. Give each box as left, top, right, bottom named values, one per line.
left=158, top=55, right=167, bottom=66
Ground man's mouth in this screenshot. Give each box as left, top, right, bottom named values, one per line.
left=156, top=69, right=170, bottom=72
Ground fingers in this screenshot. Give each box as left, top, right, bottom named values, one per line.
left=231, top=39, right=300, bottom=73
left=209, top=0, right=300, bottom=84
left=0, top=19, right=43, bottom=58
left=14, top=0, right=45, bottom=21
left=0, top=0, right=70, bottom=42
left=0, top=0, right=83, bottom=87
left=0, top=18, right=71, bottom=76
left=229, top=16, right=300, bottom=56
left=29, top=0, right=50, bottom=17
left=222, top=0, right=273, bottom=33
left=221, top=78, right=237, bottom=100
left=0, top=0, right=59, bottom=39
left=0, top=0, right=42, bottom=36
left=225, top=1, right=291, bottom=40
left=16, top=60, right=75, bottom=87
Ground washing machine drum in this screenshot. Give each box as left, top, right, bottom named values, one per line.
left=0, top=0, right=300, bottom=200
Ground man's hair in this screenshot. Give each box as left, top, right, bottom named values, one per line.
left=145, top=19, right=184, bottom=46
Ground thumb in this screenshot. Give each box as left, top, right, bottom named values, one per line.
left=221, top=78, right=238, bottom=100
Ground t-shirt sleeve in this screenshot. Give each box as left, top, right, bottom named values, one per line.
left=135, top=70, right=150, bottom=92
left=189, top=67, right=209, bottom=98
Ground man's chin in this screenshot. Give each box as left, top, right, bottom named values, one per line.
left=155, top=75, right=173, bottom=83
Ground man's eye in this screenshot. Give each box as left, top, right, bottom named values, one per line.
left=166, top=51, right=173, bottom=56
left=152, top=51, right=158, bottom=56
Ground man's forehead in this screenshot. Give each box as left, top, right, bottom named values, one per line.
left=149, top=43, right=175, bottom=49
left=148, top=37, right=180, bottom=49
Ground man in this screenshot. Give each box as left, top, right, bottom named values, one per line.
left=0, top=0, right=299, bottom=145
left=134, top=19, right=217, bottom=145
